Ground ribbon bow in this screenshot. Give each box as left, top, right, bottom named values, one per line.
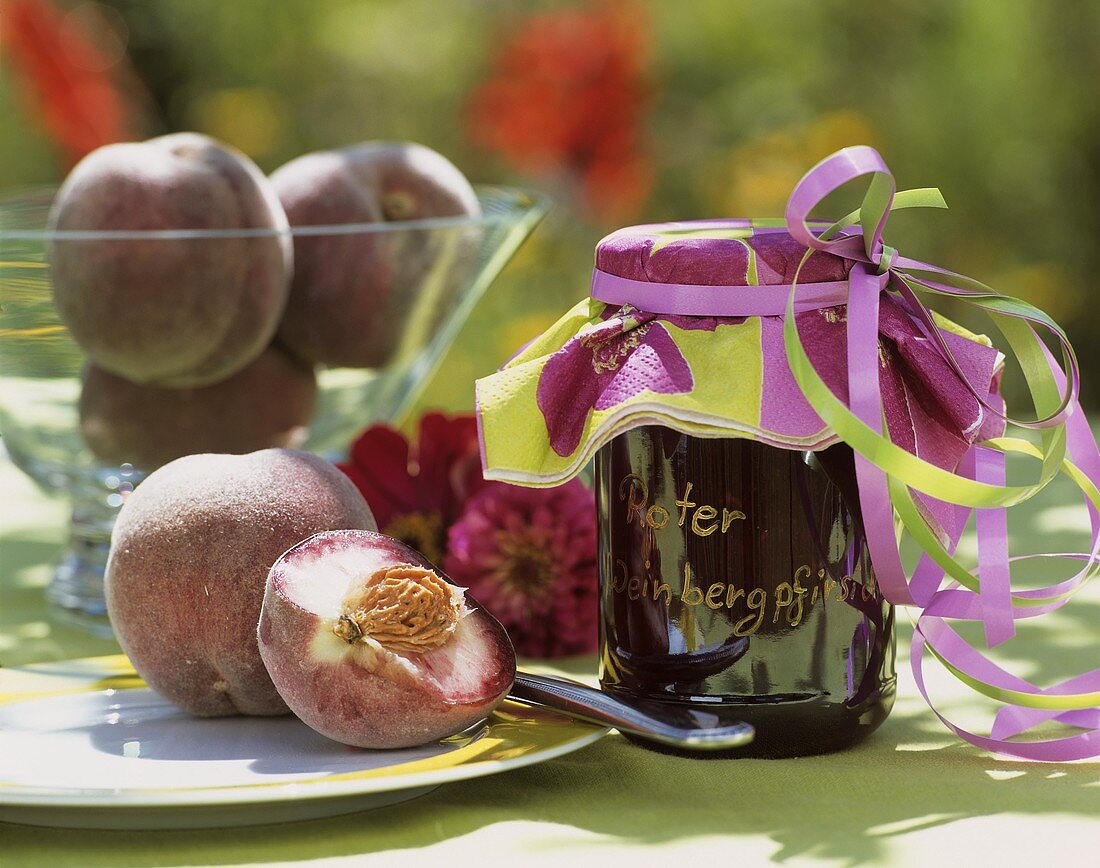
left=781, top=147, right=1100, bottom=760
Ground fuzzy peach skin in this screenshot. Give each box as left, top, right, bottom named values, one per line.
left=80, top=345, right=317, bottom=471
left=258, top=530, right=515, bottom=749
left=105, top=450, right=375, bottom=717
left=270, top=141, right=479, bottom=369
left=49, top=132, right=292, bottom=387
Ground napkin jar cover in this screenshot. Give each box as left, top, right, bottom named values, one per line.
left=477, top=147, right=1100, bottom=761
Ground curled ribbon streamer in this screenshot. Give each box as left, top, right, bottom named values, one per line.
left=780, top=146, right=1100, bottom=759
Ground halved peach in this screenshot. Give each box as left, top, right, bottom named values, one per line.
left=258, top=530, right=516, bottom=749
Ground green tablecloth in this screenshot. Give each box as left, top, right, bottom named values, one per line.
left=1, top=451, right=1096, bottom=866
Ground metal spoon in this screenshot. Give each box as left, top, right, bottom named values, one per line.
left=509, top=671, right=755, bottom=752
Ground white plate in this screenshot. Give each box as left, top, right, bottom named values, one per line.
left=0, top=655, right=607, bottom=829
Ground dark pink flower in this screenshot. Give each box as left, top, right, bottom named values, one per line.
left=445, top=479, right=598, bottom=658
left=338, top=412, right=485, bottom=566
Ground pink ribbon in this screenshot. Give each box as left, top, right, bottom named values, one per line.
left=591, top=269, right=850, bottom=315
left=589, top=146, right=1100, bottom=761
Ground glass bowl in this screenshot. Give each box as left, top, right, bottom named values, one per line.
left=0, top=186, right=547, bottom=632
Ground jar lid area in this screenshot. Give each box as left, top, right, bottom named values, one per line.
left=595, top=219, right=853, bottom=288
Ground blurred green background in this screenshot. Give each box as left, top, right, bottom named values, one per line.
left=3, top=0, right=1098, bottom=413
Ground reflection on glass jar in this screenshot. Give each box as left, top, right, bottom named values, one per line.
left=596, top=426, right=896, bottom=757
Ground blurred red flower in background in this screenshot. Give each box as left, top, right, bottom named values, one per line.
left=466, top=0, right=653, bottom=221
left=0, top=0, right=142, bottom=166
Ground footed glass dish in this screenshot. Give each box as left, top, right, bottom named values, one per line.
left=0, top=186, right=546, bottom=632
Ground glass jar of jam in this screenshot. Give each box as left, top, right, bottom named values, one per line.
left=596, top=426, right=895, bottom=758
left=478, top=218, right=908, bottom=756
left=476, top=169, right=1021, bottom=758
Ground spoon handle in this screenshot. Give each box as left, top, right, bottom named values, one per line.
left=510, top=672, right=754, bottom=752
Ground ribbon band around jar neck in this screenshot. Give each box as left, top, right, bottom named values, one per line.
left=590, top=268, right=851, bottom=316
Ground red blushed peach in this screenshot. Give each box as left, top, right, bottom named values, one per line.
left=258, top=530, right=515, bottom=749
left=105, top=450, right=376, bottom=717
left=270, top=141, right=480, bottom=369
left=348, top=142, right=481, bottom=223
left=49, top=133, right=292, bottom=387
left=79, top=345, right=317, bottom=471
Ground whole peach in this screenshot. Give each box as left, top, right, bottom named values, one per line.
left=259, top=530, right=515, bottom=748
left=105, top=449, right=375, bottom=717
left=270, top=141, right=479, bottom=369
left=49, top=133, right=292, bottom=387
left=80, top=345, right=317, bottom=471
left=349, top=142, right=481, bottom=223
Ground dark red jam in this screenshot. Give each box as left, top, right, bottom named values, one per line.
left=596, top=426, right=896, bottom=757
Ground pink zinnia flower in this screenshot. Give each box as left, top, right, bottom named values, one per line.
left=445, top=479, right=598, bottom=658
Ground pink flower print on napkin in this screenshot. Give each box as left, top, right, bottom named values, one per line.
left=537, top=306, right=701, bottom=457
